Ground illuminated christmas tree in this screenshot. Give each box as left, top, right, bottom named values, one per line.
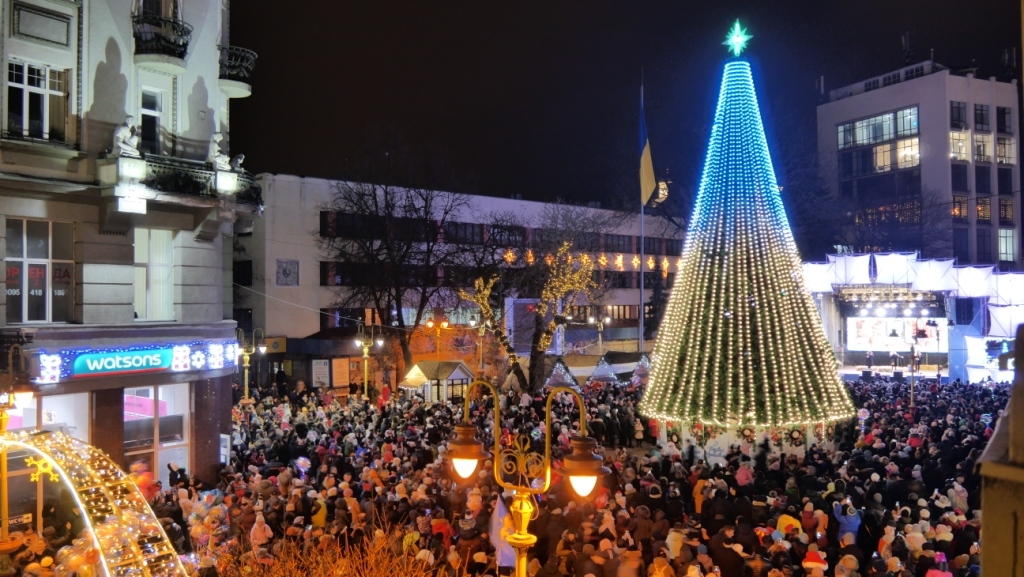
left=638, top=22, right=855, bottom=430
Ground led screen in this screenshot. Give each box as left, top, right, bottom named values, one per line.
left=846, top=317, right=947, bottom=353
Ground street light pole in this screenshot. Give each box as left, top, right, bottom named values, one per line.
left=355, top=324, right=385, bottom=400
left=589, top=316, right=611, bottom=355
left=1, top=344, right=37, bottom=573
left=235, top=328, right=266, bottom=413
left=426, top=319, right=450, bottom=362
left=448, top=380, right=610, bottom=577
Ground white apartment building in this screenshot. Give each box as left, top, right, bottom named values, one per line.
left=1, top=0, right=258, bottom=486
left=236, top=174, right=682, bottom=383
left=817, top=61, right=1021, bottom=269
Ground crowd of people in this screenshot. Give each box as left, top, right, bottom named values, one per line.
left=82, top=371, right=1001, bottom=577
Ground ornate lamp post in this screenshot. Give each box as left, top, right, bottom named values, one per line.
left=448, top=380, right=610, bottom=577
left=235, top=327, right=266, bottom=410
left=1, top=344, right=37, bottom=573
left=425, top=319, right=451, bottom=362
left=354, top=324, right=384, bottom=399
left=588, top=316, right=611, bottom=355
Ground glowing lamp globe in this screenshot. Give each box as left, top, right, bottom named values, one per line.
left=12, top=379, right=36, bottom=408
left=448, top=423, right=492, bottom=479
left=559, top=437, right=610, bottom=497
left=257, top=340, right=267, bottom=354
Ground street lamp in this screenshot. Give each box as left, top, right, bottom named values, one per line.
left=235, top=327, right=266, bottom=409
left=1, top=344, right=36, bottom=570
left=447, top=380, right=610, bottom=577
left=354, top=324, right=385, bottom=399
left=425, top=319, right=451, bottom=362
left=469, top=318, right=488, bottom=372
left=588, top=316, right=612, bottom=355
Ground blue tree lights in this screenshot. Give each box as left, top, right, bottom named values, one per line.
left=638, top=31, right=855, bottom=430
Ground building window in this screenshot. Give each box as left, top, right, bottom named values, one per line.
left=999, top=229, right=1017, bottom=262
left=977, top=197, right=991, bottom=223
left=140, top=90, right=161, bottom=154
left=952, top=196, right=968, bottom=222
left=4, top=219, right=73, bottom=323
left=977, top=228, right=993, bottom=263
left=904, top=66, right=925, bottom=80
left=871, top=144, right=892, bottom=172
left=953, top=228, right=969, bottom=263
left=896, top=107, right=918, bottom=136
left=882, top=72, right=901, bottom=87
left=1000, top=198, right=1014, bottom=225
left=837, top=123, right=854, bottom=150
left=975, top=104, right=990, bottom=132
left=643, top=237, right=660, bottom=255
left=233, top=260, right=253, bottom=286
left=490, top=225, right=526, bottom=246
left=665, top=239, right=682, bottom=255
left=997, top=107, right=1012, bottom=134
left=134, top=228, right=174, bottom=321
left=854, top=113, right=894, bottom=146
left=998, top=167, right=1014, bottom=194
left=5, top=60, right=68, bottom=142
left=974, top=134, right=991, bottom=163
left=997, top=137, right=1016, bottom=165
left=443, top=221, right=483, bottom=245
left=951, top=101, right=968, bottom=130
left=863, top=78, right=879, bottom=92
left=896, top=138, right=919, bottom=168
left=976, top=166, right=991, bottom=195
left=950, top=131, right=968, bottom=160
left=319, top=307, right=363, bottom=330
left=951, top=164, right=969, bottom=192
left=604, top=234, right=632, bottom=253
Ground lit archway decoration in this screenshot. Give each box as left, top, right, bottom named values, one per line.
left=0, top=430, right=187, bottom=577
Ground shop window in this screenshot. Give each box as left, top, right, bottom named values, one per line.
left=5, top=218, right=73, bottom=324
left=124, top=383, right=189, bottom=482
left=41, top=392, right=89, bottom=441
left=134, top=228, right=174, bottom=320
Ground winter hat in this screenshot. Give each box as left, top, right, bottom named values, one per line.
left=599, top=539, right=613, bottom=552
left=697, top=544, right=708, bottom=555
left=802, top=550, right=828, bottom=570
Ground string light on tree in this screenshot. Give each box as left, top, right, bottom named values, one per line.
left=638, top=21, right=856, bottom=431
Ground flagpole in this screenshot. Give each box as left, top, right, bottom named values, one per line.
left=639, top=201, right=645, bottom=352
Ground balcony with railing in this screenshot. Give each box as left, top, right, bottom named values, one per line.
left=132, top=15, right=193, bottom=74
left=219, top=46, right=257, bottom=98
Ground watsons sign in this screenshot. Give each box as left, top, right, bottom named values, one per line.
left=73, top=349, right=172, bottom=378
left=35, top=341, right=239, bottom=383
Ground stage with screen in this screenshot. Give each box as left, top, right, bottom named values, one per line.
left=846, top=317, right=948, bottom=353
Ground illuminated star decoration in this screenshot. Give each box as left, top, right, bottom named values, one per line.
left=723, top=20, right=752, bottom=57
left=25, top=456, right=59, bottom=482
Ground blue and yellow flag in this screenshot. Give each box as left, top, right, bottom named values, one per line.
left=639, top=87, right=657, bottom=205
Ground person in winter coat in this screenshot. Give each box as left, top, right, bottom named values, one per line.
left=647, top=549, right=676, bottom=577
left=833, top=498, right=863, bottom=538
left=249, top=514, right=273, bottom=549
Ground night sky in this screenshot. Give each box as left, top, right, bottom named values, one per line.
left=230, top=1, right=1020, bottom=208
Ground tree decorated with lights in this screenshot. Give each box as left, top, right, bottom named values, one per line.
left=638, top=22, right=856, bottom=431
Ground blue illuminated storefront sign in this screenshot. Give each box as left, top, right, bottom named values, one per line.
left=36, top=341, right=238, bottom=383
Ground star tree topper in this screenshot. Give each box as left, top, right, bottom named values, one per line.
left=723, top=20, right=752, bottom=57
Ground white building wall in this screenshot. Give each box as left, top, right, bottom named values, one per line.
left=244, top=174, right=683, bottom=340
left=817, top=65, right=1021, bottom=268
